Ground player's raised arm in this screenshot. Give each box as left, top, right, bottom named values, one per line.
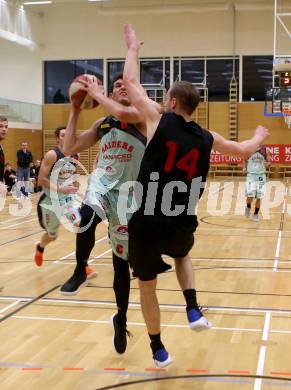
left=81, top=76, right=144, bottom=125
left=211, top=125, right=269, bottom=159
left=123, top=23, right=161, bottom=142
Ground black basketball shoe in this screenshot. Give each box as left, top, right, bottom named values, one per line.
left=111, top=314, right=132, bottom=354
left=60, top=271, right=87, bottom=295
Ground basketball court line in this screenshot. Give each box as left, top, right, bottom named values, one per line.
left=4, top=314, right=291, bottom=337
left=96, top=374, right=291, bottom=390
left=3, top=256, right=291, bottom=264
left=273, top=181, right=288, bottom=272
left=191, top=258, right=286, bottom=263
left=0, top=300, right=20, bottom=314
left=0, top=285, right=60, bottom=323
left=254, top=312, right=272, bottom=390
left=1, top=295, right=291, bottom=316
left=193, top=267, right=291, bottom=273
left=0, top=217, right=37, bottom=230
left=54, top=235, right=108, bottom=263
left=0, top=230, right=43, bottom=247
left=51, top=260, right=291, bottom=272
left=1, top=362, right=291, bottom=389
left=200, top=216, right=289, bottom=232
left=54, top=248, right=112, bottom=265
left=0, top=212, right=37, bottom=225
left=3, top=315, right=265, bottom=333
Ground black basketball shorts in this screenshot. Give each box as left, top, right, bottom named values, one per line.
left=128, top=212, right=198, bottom=281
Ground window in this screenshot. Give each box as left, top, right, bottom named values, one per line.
left=207, top=58, right=239, bottom=101
left=107, top=61, right=125, bottom=91
left=243, top=56, right=273, bottom=101
left=140, top=59, right=170, bottom=89
left=174, top=59, right=205, bottom=84
left=107, top=58, right=169, bottom=101
left=44, top=59, right=103, bottom=104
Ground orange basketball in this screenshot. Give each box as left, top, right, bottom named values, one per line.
left=69, top=74, right=101, bottom=109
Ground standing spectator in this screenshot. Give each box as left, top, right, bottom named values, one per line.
left=0, top=116, right=8, bottom=198
left=16, top=142, right=33, bottom=198
left=4, top=163, right=16, bottom=193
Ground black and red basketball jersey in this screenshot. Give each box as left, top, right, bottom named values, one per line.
left=137, top=112, right=214, bottom=215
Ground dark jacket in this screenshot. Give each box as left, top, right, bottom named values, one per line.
left=17, top=149, right=33, bottom=168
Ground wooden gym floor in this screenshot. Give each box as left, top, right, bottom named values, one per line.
left=1, top=178, right=291, bottom=390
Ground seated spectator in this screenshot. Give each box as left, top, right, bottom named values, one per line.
left=4, top=163, right=16, bottom=193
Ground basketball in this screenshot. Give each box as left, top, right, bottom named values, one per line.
left=69, top=74, right=101, bottom=109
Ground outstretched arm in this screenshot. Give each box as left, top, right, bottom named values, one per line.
left=211, top=125, right=269, bottom=159
left=80, top=77, right=145, bottom=125
left=123, top=23, right=161, bottom=143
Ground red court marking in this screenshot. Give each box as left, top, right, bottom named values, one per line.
left=104, top=368, right=126, bottom=371
left=270, top=372, right=291, bottom=376
left=228, top=370, right=250, bottom=374
left=21, top=368, right=43, bottom=371
left=63, top=367, right=84, bottom=371
left=187, top=369, right=209, bottom=373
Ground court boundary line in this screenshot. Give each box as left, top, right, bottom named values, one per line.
left=0, top=230, right=43, bottom=247
left=254, top=312, right=271, bottom=390
left=54, top=235, right=109, bottom=263
left=95, top=374, right=291, bottom=390
left=1, top=296, right=291, bottom=315
left=0, top=285, right=60, bottom=323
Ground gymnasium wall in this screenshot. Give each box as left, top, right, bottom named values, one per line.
left=0, top=39, right=42, bottom=104
left=1, top=3, right=290, bottom=103
left=41, top=5, right=289, bottom=59
left=0, top=0, right=43, bottom=103
left=42, top=101, right=291, bottom=163
left=209, top=102, right=291, bottom=143
left=1, top=128, right=43, bottom=169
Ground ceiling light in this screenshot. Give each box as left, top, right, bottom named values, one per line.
left=23, top=1, right=52, bottom=5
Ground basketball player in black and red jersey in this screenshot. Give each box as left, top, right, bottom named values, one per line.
left=0, top=116, right=8, bottom=198
left=123, top=23, right=269, bottom=367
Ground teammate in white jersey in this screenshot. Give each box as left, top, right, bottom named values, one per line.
left=34, top=126, right=81, bottom=266
left=244, top=145, right=271, bottom=222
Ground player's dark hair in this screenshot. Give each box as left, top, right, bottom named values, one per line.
left=0, top=115, right=8, bottom=122
left=54, top=126, right=66, bottom=138
left=109, top=72, right=124, bottom=93
left=169, top=81, right=200, bottom=115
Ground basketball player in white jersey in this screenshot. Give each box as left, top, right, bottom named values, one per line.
left=244, top=145, right=271, bottom=222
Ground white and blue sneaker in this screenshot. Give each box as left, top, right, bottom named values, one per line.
left=187, top=308, right=212, bottom=331
left=245, top=206, right=250, bottom=218
left=153, top=348, right=173, bottom=368
left=253, top=213, right=259, bottom=223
